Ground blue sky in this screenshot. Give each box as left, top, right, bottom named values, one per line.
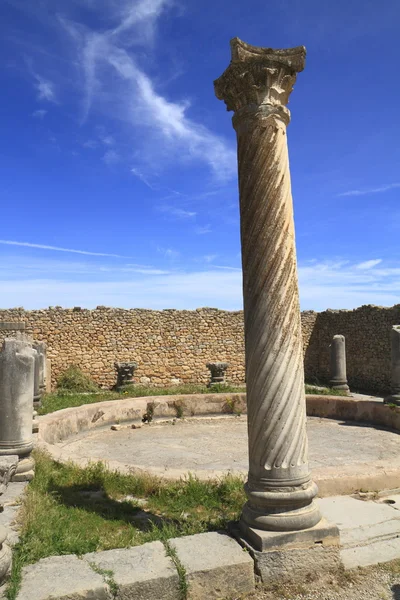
left=1, top=0, right=400, bottom=311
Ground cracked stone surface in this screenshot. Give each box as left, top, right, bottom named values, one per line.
left=55, top=416, right=400, bottom=484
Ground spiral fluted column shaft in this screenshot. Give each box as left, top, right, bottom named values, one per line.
left=215, top=38, right=321, bottom=533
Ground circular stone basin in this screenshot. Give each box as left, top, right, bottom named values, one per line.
left=54, top=415, right=400, bottom=496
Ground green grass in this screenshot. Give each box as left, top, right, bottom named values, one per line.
left=304, top=384, right=349, bottom=397
left=38, top=383, right=246, bottom=415
left=39, top=383, right=348, bottom=416
left=6, top=450, right=245, bottom=600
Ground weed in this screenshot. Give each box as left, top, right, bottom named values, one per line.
left=164, top=541, right=188, bottom=599
left=142, top=402, right=155, bottom=423
left=56, top=365, right=99, bottom=393
left=173, top=400, right=185, bottom=419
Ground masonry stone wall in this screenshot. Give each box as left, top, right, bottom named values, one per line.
left=0, top=304, right=398, bottom=394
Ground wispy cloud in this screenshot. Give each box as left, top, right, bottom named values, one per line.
left=34, top=74, right=56, bottom=102
left=338, top=183, right=400, bottom=197
left=195, top=224, right=212, bottom=235
left=298, top=259, right=400, bottom=310
left=56, top=1, right=235, bottom=180
left=355, top=259, right=382, bottom=270
left=131, top=167, right=157, bottom=190
left=32, top=109, right=47, bottom=119
left=0, top=239, right=129, bottom=258
left=157, top=205, right=197, bottom=219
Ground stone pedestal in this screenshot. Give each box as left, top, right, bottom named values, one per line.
left=0, top=339, right=35, bottom=481
left=384, top=325, right=400, bottom=406
left=206, top=362, right=229, bottom=387
left=114, top=362, right=138, bottom=391
left=329, top=335, right=350, bottom=392
left=215, top=37, right=339, bottom=576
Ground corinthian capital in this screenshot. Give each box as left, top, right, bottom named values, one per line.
left=214, top=38, right=306, bottom=113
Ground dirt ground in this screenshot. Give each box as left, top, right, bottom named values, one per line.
left=244, top=562, right=400, bottom=600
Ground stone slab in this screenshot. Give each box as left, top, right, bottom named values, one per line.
left=0, top=482, right=27, bottom=506
left=84, top=542, right=180, bottom=600
left=16, top=555, right=111, bottom=600
left=320, top=495, right=400, bottom=547
left=238, top=517, right=339, bottom=552
left=169, top=531, right=255, bottom=600
left=341, top=536, right=400, bottom=569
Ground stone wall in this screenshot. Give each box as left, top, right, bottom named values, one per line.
left=0, top=304, right=398, bottom=394
left=304, top=305, right=400, bottom=394
left=0, top=307, right=245, bottom=389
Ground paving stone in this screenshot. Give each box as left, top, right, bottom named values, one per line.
left=17, top=555, right=111, bottom=600
left=341, top=537, right=400, bottom=569
left=169, top=531, right=255, bottom=600
left=84, top=541, right=179, bottom=600
left=320, top=495, right=400, bottom=568
left=0, top=482, right=27, bottom=505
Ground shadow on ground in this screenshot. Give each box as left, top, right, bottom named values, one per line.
left=49, top=482, right=173, bottom=531
left=392, top=584, right=400, bottom=599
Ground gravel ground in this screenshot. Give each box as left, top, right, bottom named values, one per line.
left=243, top=561, right=400, bottom=600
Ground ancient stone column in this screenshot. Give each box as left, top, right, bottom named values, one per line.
left=0, top=339, right=35, bottom=481
left=206, top=362, right=229, bottom=387
left=384, top=325, right=400, bottom=406
left=114, top=362, right=138, bottom=391
left=329, top=335, right=350, bottom=392
left=34, top=341, right=47, bottom=397
left=214, top=39, right=323, bottom=539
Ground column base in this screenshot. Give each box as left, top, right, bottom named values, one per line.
left=329, top=381, right=350, bottom=393
left=231, top=518, right=341, bottom=584
left=384, top=394, right=400, bottom=406
left=11, top=456, right=35, bottom=482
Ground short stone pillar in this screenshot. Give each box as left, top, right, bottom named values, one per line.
left=215, top=38, right=339, bottom=581
left=0, top=339, right=35, bottom=481
left=329, top=335, right=350, bottom=392
left=206, top=362, right=229, bottom=387
left=114, top=362, right=138, bottom=391
left=384, top=325, right=400, bottom=406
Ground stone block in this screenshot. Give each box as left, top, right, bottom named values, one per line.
left=169, top=532, right=255, bottom=599
left=233, top=518, right=341, bottom=584
left=84, top=542, right=179, bottom=600
left=17, top=555, right=111, bottom=600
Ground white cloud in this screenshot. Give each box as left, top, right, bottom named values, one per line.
left=203, top=254, right=217, bottom=263
left=195, top=225, right=212, bottom=235
left=338, top=183, right=400, bottom=197
left=32, top=109, right=47, bottom=119
left=355, top=259, right=382, bottom=270
left=58, top=2, right=235, bottom=180
left=0, top=239, right=129, bottom=258
left=0, top=269, right=243, bottom=310
left=34, top=75, right=56, bottom=102
left=298, top=259, right=400, bottom=311
left=157, top=205, right=197, bottom=219
left=131, top=167, right=157, bottom=190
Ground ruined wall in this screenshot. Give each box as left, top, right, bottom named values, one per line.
left=304, top=305, right=400, bottom=394
left=0, top=307, right=245, bottom=389
left=0, top=304, right=398, bottom=393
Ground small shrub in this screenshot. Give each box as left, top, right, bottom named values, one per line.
left=142, top=401, right=155, bottom=423
left=56, top=365, right=99, bottom=393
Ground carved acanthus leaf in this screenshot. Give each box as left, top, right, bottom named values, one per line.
left=214, top=38, right=306, bottom=113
